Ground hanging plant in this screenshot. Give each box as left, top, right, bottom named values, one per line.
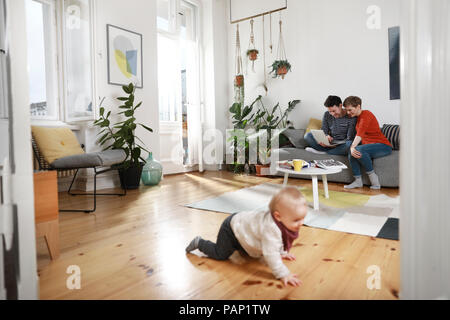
left=247, top=49, right=259, bottom=61
left=270, top=17, right=291, bottom=80
left=269, top=60, right=291, bottom=79
left=235, top=74, right=244, bottom=87
left=246, top=19, right=259, bottom=72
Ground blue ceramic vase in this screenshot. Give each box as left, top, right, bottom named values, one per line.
left=141, top=152, right=163, bottom=186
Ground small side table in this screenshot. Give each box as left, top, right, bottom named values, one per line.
left=277, top=166, right=342, bottom=211
left=34, top=171, right=60, bottom=260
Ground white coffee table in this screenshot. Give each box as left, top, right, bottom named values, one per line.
left=277, top=165, right=342, bottom=211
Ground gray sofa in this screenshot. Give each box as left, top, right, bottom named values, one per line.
left=273, top=126, right=400, bottom=188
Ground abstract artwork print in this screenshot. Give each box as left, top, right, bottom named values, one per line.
left=107, top=24, right=143, bottom=88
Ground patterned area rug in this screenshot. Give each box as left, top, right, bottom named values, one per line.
left=185, top=183, right=399, bottom=240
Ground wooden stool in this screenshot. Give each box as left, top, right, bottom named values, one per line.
left=34, top=171, right=60, bottom=260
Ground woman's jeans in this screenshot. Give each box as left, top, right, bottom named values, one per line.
left=349, top=143, right=392, bottom=176
left=305, top=132, right=352, bottom=156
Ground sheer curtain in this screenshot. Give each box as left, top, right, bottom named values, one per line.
left=158, top=34, right=181, bottom=123
left=157, top=0, right=202, bottom=170
left=184, top=38, right=201, bottom=166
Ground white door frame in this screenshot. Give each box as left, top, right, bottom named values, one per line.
left=1, top=0, right=38, bottom=300
left=400, top=0, right=450, bottom=300
left=157, top=0, right=203, bottom=175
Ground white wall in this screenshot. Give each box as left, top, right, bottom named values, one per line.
left=75, top=0, right=160, bottom=190
left=226, top=0, right=401, bottom=129
left=89, top=0, right=159, bottom=157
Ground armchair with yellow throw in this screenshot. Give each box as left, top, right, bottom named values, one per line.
left=31, top=126, right=127, bottom=213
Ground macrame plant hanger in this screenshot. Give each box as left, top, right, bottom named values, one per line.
left=247, top=19, right=258, bottom=73
left=234, top=24, right=244, bottom=104
left=269, top=13, right=273, bottom=54
left=262, top=15, right=268, bottom=94
left=274, top=12, right=290, bottom=79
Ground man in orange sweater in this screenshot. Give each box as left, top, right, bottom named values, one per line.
left=343, top=96, right=393, bottom=189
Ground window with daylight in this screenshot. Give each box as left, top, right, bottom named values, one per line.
left=25, top=0, right=59, bottom=119
left=157, top=0, right=201, bottom=166
left=25, top=0, right=95, bottom=122
left=62, top=0, right=95, bottom=121
left=157, top=0, right=199, bottom=123
left=157, top=0, right=175, bottom=33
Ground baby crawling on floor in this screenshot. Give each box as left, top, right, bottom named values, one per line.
left=186, top=186, right=308, bottom=287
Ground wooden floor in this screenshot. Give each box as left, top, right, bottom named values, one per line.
left=37, top=171, right=400, bottom=300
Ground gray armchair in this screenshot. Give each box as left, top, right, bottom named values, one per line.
left=32, top=135, right=127, bottom=213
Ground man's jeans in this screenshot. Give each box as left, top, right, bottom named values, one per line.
left=348, top=143, right=392, bottom=176
left=305, top=132, right=352, bottom=156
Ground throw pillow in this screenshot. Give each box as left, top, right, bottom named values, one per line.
left=281, top=129, right=307, bottom=148
left=31, top=126, right=85, bottom=164
left=305, top=118, right=322, bottom=135
left=381, top=124, right=400, bottom=150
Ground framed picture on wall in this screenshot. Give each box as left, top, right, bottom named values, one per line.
left=389, top=26, right=400, bottom=100
left=107, top=24, right=143, bottom=88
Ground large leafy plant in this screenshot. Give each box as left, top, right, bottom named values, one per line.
left=228, top=101, right=251, bottom=173
left=228, top=95, right=300, bottom=169
left=93, top=83, right=153, bottom=169
left=249, top=96, right=300, bottom=163
left=251, top=96, right=299, bottom=130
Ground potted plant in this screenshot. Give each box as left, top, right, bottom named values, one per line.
left=234, top=74, right=244, bottom=87
left=227, top=96, right=300, bottom=176
left=227, top=101, right=255, bottom=173
left=250, top=97, right=300, bottom=176
left=269, top=60, right=292, bottom=79
left=93, top=83, right=154, bottom=189
left=247, top=49, right=259, bottom=61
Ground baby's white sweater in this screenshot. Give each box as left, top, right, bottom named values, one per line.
left=230, top=209, right=291, bottom=279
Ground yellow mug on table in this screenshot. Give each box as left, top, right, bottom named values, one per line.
left=293, top=159, right=306, bottom=172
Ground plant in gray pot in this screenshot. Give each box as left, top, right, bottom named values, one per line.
left=94, top=83, right=154, bottom=189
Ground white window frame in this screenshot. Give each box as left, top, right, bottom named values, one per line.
left=157, top=0, right=201, bottom=124
left=58, top=0, right=97, bottom=123
left=157, top=0, right=178, bottom=35
left=28, top=0, right=97, bottom=124
left=157, top=0, right=200, bottom=37
left=27, top=0, right=61, bottom=121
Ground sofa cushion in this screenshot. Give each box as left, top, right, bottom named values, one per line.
left=381, top=124, right=400, bottom=150
left=305, top=118, right=322, bottom=135
left=51, top=150, right=126, bottom=169
left=281, top=129, right=307, bottom=148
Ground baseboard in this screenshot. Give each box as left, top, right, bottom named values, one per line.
left=202, top=164, right=222, bottom=171
left=57, top=164, right=223, bottom=192
left=161, top=160, right=199, bottom=175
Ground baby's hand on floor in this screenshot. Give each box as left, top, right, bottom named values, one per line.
left=281, top=274, right=303, bottom=287
left=282, top=253, right=296, bottom=261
